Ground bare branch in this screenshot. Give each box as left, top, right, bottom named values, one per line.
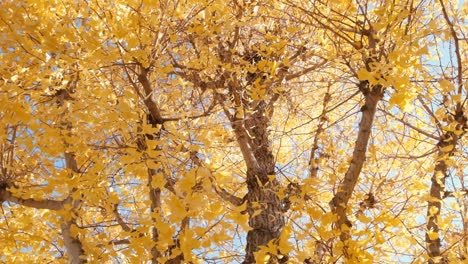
left=285, top=60, right=328, bottom=81
left=381, top=109, right=440, bottom=140
left=439, top=0, right=464, bottom=110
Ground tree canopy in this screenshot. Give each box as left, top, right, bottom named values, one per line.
left=0, top=0, right=467, bottom=263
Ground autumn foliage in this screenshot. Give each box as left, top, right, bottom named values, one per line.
left=0, top=0, right=467, bottom=263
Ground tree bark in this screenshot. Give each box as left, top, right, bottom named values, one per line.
left=329, top=82, right=383, bottom=258
left=61, top=221, right=86, bottom=264
left=62, top=151, right=87, bottom=264
left=230, top=102, right=285, bottom=264
left=148, top=168, right=163, bottom=263
left=426, top=131, right=459, bottom=264
left=0, top=189, right=68, bottom=210
left=309, top=90, right=331, bottom=178
left=44, top=68, right=87, bottom=263
left=426, top=1, right=465, bottom=262
left=426, top=158, right=446, bottom=264
left=137, top=67, right=168, bottom=263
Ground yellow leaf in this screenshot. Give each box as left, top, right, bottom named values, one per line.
left=155, top=217, right=174, bottom=246
left=206, top=201, right=224, bottom=220
left=178, top=171, right=196, bottom=193
left=109, top=192, right=119, bottom=204
left=428, top=20, right=438, bottom=30
left=357, top=68, right=372, bottom=81
left=286, top=26, right=301, bottom=34
left=278, top=226, right=293, bottom=253
left=357, top=214, right=371, bottom=223
left=439, top=144, right=454, bottom=152
left=270, top=61, right=278, bottom=76
left=197, top=167, right=211, bottom=178
left=427, top=230, right=439, bottom=240
left=375, top=232, right=385, bottom=244
left=69, top=224, right=80, bottom=236
left=252, top=208, right=262, bottom=217
left=166, top=196, right=187, bottom=221
left=257, top=60, right=268, bottom=71
left=147, top=160, right=160, bottom=169
left=228, top=202, right=251, bottom=231
left=151, top=172, right=166, bottom=189
left=212, top=232, right=231, bottom=243
left=120, top=155, right=136, bottom=164
left=415, top=45, right=428, bottom=56
left=389, top=92, right=412, bottom=111
left=439, top=80, right=454, bottom=92
left=451, top=94, right=461, bottom=103
left=429, top=206, right=439, bottom=216
left=253, top=250, right=270, bottom=263
left=321, top=212, right=337, bottom=225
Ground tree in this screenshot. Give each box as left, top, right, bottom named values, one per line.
left=0, top=0, right=466, bottom=263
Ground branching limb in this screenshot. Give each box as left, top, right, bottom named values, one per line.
left=0, top=188, right=69, bottom=210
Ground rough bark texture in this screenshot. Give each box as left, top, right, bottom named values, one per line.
left=426, top=156, right=447, bottom=264
left=142, top=133, right=164, bottom=264
left=329, top=82, right=383, bottom=257
left=148, top=169, right=163, bottom=263
left=426, top=1, right=465, bottom=262
left=174, top=42, right=307, bottom=263
left=426, top=129, right=462, bottom=264
left=230, top=102, right=285, bottom=264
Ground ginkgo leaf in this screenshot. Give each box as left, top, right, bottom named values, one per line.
left=439, top=80, right=454, bottom=92
left=429, top=206, right=439, bottom=216
left=196, top=167, right=211, bottom=178
left=357, top=68, right=379, bottom=85
left=257, top=60, right=268, bottom=71
left=357, top=214, right=372, bottom=223
left=1, top=0, right=465, bottom=263
left=151, top=173, right=167, bottom=189
left=427, top=231, right=439, bottom=240
left=439, top=144, right=454, bottom=152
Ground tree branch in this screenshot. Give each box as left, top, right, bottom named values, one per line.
left=213, top=186, right=244, bottom=207
left=285, top=60, right=327, bottom=81
left=381, top=109, right=440, bottom=140
left=137, top=67, right=164, bottom=125
left=0, top=189, right=69, bottom=210
left=61, top=221, right=86, bottom=264
left=438, top=0, right=464, bottom=106
left=309, top=89, right=332, bottom=178
left=113, top=204, right=132, bottom=232
left=329, top=82, right=384, bottom=257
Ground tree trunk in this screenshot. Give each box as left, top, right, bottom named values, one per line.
left=148, top=169, right=162, bottom=263
left=61, top=221, right=86, bottom=264
left=329, top=82, right=383, bottom=258
left=426, top=131, right=459, bottom=264
left=231, top=102, right=286, bottom=263
left=136, top=67, right=166, bottom=263
left=59, top=94, right=86, bottom=264
left=61, top=151, right=86, bottom=264
left=426, top=158, right=446, bottom=264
